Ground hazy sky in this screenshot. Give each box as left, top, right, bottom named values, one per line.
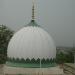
left=0, top=0, right=75, bottom=47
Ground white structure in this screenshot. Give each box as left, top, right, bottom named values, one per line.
left=7, top=24, right=56, bottom=59
left=7, top=0, right=56, bottom=60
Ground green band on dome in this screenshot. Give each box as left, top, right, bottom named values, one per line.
left=6, top=62, right=56, bottom=68
left=6, top=57, right=56, bottom=68
left=7, top=57, right=56, bottom=63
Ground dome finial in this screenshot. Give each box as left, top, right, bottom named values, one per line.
left=32, top=0, right=35, bottom=20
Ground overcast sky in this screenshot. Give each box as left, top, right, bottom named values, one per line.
left=0, top=0, right=75, bottom=47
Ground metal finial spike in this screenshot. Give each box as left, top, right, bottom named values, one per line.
left=32, top=0, right=35, bottom=20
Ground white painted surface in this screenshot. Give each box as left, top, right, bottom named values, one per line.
left=8, top=26, right=56, bottom=59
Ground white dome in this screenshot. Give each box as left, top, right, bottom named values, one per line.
left=7, top=21, right=56, bottom=59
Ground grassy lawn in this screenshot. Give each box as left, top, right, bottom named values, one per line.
left=6, top=62, right=56, bottom=68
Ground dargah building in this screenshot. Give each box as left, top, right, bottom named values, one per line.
left=1, top=1, right=64, bottom=75
left=7, top=1, right=56, bottom=68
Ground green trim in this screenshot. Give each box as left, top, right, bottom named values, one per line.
left=6, top=57, right=56, bottom=68
left=7, top=57, right=56, bottom=64
left=6, top=62, right=56, bottom=68
left=25, top=20, right=40, bottom=27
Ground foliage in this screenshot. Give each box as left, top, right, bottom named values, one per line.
left=66, top=51, right=74, bottom=63
left=56, top=50, right=74, bottom=64
left=56, top=52, right=65, bottom=64
left=0, top=54, right=6, bottom=64
left=0, top=25, right=14, bottom=64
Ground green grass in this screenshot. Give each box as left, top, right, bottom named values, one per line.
left=6, top=62, right=56, bottom=68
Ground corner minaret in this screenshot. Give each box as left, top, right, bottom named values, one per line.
left=32, top=0, right=35, bottom=21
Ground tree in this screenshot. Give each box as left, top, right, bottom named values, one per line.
left=0, top=54, right=6, bottom=64
left=56, top=50, right=74, bottom=64
left=0, top=25, right=14, bottom=64
left=56, top=52, right=66, bottom=64
left=66, top=50, right=74, bottom=63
